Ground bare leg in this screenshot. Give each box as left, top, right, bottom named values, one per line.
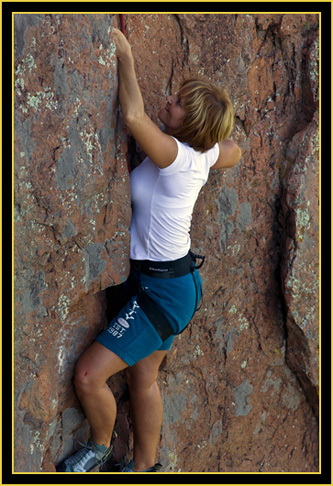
left=125, top=350, right=167, bottom=471
left=74, top=341, right=128, bottom=448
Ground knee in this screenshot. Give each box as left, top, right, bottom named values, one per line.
left=74, top=359, right=99, bottom=395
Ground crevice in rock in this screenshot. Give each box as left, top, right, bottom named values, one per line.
left=284, top=321, right=319, bottom=418
left=277, top=155, right=319, bottom=420
left=266, top=18, right=319, bottom=419
left=173, top=14, right=189, bottom=66
left=127, top=133, right=145, bottom=171
left=267, top=163, right=318, bottom=419
left=279, top=37, right=316, bottom=142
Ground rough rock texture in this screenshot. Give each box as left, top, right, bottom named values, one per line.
left=14, top=14, right=130, bottom=472
left=14, top=14, right=319, bottom=473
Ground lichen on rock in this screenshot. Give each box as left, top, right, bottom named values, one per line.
left=14, top=13, right=319, bottom=473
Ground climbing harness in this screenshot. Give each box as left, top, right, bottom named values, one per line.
left=130, top=251, right=195, bottom=279
left=132, top=251, right=205, bottom=341
left=190, top=250, right=205, bottom=269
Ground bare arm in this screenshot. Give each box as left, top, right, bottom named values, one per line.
left=211, top=139, right=242, bottom=170
left=113, top=29, right=177, bottom=168
left=113, top=29, right=145, bottom=123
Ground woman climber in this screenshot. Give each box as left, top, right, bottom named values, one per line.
left=57, top=27, right=241, bottom=473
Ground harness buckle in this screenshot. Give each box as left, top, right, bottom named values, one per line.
left=189, top=251, right=206, bottom=269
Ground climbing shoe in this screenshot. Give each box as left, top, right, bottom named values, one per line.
left=120, top=459, right=162, bottom=472
left=56, top=437, right=115, bottom=472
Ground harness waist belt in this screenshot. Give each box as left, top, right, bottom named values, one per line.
left=130, top=251, right=194, bottom=279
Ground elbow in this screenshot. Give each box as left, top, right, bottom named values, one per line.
left=234, top=146, right=242, bottom=165
left=229, top=144, right=242, bottom=167
left=122, top=112, right=136, bottom=127
left=122, top=110, right=145, bottom=128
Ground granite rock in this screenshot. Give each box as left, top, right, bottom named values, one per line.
left=14, top=13, right=319, bottom=472
left=14, top=13, right=130, bottom=472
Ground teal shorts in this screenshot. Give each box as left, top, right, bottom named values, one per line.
left=97, top=266, right=202, bottom=366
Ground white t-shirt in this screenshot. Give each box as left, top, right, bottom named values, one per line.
left=130, top=137, right=219, bottom=261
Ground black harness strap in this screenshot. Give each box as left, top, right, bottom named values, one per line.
left=137, top=289, right=175, bottom=341
left=131, top=251, right=194, bottom=279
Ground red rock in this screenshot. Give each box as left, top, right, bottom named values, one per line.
left=14, top=13, right=319, bottom=472
left=14, top=13, right=130, bottom=472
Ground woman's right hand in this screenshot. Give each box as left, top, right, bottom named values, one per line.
left=112, top=28, right=132, bottom=59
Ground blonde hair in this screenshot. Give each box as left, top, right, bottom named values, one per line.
left=173, top=79, right=235, bottom=152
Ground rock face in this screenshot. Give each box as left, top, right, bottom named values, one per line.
left=14, top=14, right=130, bottom=472
left=14, top=14, right=319, bottom=472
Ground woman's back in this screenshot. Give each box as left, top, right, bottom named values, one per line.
left=130, top=138, right=219, bottom=261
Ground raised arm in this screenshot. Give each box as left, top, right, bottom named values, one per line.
left=113, top=28, right=178, bottom=168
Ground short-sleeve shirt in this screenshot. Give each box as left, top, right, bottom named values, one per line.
left=130, top=137, right=219, bottom=261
